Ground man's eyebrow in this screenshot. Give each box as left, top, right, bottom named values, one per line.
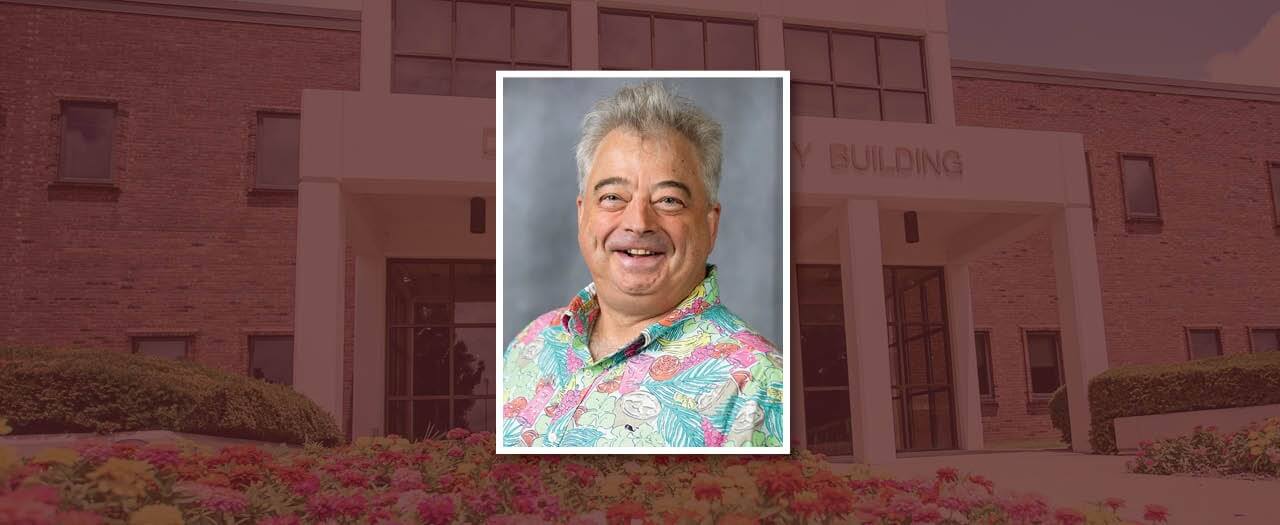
left=653, top=180, right=691, bottom=198
left=593, top=177, right=631, bottom=192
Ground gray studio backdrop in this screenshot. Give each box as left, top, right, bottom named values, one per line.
left=501, top=76, right=784, bottom=347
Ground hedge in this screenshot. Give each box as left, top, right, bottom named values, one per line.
left=1085, top=351, right=1280, bottom=453
left=1048, top=385, right=1071, bottom=445
left=0, top=347, right=341, bottom=445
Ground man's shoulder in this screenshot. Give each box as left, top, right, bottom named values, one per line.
left=694, top=304, right=781, bottom=356
left=505, top=308, right=569, bottom=359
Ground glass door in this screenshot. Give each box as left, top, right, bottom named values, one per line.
left=796, top=264, right=854, bottom=456
left=885, top=266, right=957, bottom=452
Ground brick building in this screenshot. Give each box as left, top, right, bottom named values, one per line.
left=1, top=0, right=1277, bottom=460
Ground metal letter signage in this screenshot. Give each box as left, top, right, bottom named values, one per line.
left=795, top=141, right=963, bottom=180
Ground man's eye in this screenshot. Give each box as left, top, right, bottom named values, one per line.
left=655, top=196, right=685, bottom=208
left=599, top=194, right=625, bottom=206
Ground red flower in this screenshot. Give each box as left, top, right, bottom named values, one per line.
left=445, top=428, right=470, bottom=440
left=1144, top=504, right=1169, bottom=523
left=606, top=502, right=647, bottom=524
left=935, top=467, right=959, bottom=483
left=1054, top=508, right=1085, bottom=525
left=417, top=494, right=456, bottom=525
left=1103, top=497, right=1125, bottom=511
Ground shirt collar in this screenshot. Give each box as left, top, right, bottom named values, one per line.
left=561, top=265, right=721, bottom=361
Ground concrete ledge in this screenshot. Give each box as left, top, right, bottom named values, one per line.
left=0, top=430, right=297, bottom=457
left=1114, top=403, right=1280, bottom=451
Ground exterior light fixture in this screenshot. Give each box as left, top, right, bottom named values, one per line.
left=905, top=211, right=919, bottom=244
left=470, top=197, right=485, bottom=234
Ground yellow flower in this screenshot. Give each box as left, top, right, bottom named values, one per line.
left=0, top=445, right=18, bottom=474
left=129, top=504, right=184, bottom=525
left=456, top=462, right=476, bottom=475
left=599, top=473, right=629, bottom=498
left=0, top=418, right=12, bottom=435
left=88, top=458, right=156, bottom=499
left=33, top=447, right=79, bottom=466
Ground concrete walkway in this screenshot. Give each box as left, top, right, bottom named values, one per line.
left=847, top=450, right=1277, bottom=525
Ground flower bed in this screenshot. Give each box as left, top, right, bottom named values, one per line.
left=1128, top=416, right=1280, bottom=479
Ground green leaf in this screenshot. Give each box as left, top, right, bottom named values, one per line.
left=656, top=403, right=703, bottom=447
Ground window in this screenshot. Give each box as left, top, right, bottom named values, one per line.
left=1250, top=328, right=1280, bottom=353
left=392, top=0, right=570, bottom=97
left=255, top=113, right=300, bottom=190
left=132, top=336, right=190, bottom=360
left=1186, top=328, right=1223, bottom=360
left=386, top=260, right=495, bottom=439
left=1025, top=331, right=1063, bottom=397
left=598, top=9, right=757, bottom=70
left=1269, top=162, right=1280, bottom=226
left=784, top=26, right=928, bottom=123
left=59, top=101, right=116, bottom=181
left=250, top=335, right=294, bottom=385
left=1120, top=154, right=1161, bottom=221
left=974, top=331, right=995, bottom=400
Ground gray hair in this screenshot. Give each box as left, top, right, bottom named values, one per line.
left=575, top=81, right=723, bottom=204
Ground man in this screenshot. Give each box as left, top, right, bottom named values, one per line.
left=502, top=81, right=783, bottom=448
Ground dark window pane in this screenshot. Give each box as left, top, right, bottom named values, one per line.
left=135, top=338, right=187, bottom=360
left=1027, top=332, right=1061, bottom=394
left=454, top=262, right=495, bottom=323
left=882, top=91, right=928, bottom=123
left=393, top=56, right=451, bottom=95
left=599, top=13, right=650, bottom=69
left=454, top=397, right=494, bottom=432
left=831, top=33, right=877, bottom=85
left=1251, top=329, right=1280, bottom=353
left=975, top=332, right=992, bottom=397
left=793, top=83, right=833, bottom=117
left=454, top=60, right=500, bottom=98
left=804, top=390, right=852, bottom=456
left=706, top=22, right=756, bottom=70
left=256, top=114, right=300, bottom=188
left=879, top=38, right=924, bottom=90
left=61, top=103, right=114, bottom=181
left=455, top=1, right=510, bottom=60
left=387, top=400, right=411, bottom=437
left=413, top=400, right=451, bottom=438
left=514, top=6, right=569, bottom=64
left=1122, top=157, right=1159, bottom=217
left=1269, top=164, right=1279, bottom=225
left=800, top=325, right=848, bottom=387
left=453, top=327, right=495, bottom=395
left=796, top=265, right=842, bottom=304
left=784, top=28, right=829, bottom=82
left=387, top=329, right=410, bottom=396
left=835, top=87, right=879, bottom=120
left=413, top=327, right=452, bottom=395
left=393, top=0, right=451, bottom=55
left=654, top=17, right=704, bottom=69
left=1188, top=329, right=1221, bottom=359
left=798, top=303, right=843, bottom=325
left=250, top=335, right=293, bottom=385
left=388, top=262, right=450, bottom=323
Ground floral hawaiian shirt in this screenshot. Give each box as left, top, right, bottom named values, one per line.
left=501, top=266, right=784, bottom=448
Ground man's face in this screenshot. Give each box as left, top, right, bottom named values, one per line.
left=577, top=127, right=720, bottom=317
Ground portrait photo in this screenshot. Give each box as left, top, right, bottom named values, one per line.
left=496, top=73, right=789, bottom=453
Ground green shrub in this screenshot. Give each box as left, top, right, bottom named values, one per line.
left=1048, top=385, right=1071, bottom=445
left=1089, top=351, right=1280, bottom=453
left=0, top=346, right=341, bottom=445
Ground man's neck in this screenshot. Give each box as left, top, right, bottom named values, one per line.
left=587, top=305, right=666, bottom=362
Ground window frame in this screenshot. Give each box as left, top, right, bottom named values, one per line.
left=1021, top=328, right=1064, bottom=401
left=1184, top=326, right=1224, bottom=360
left=390, top=0, right=572, bottom=97
left=1247, top=326, right=1280, bottom=353
left=131, top=335, right=192, bottom=360
left=1118, top=152, right=1163, bottom=223
left=974, top=329, right=996, bottom=402
left=253, top=111, right=302, bottom=191
left=247, top=333, right=295, bottom=385
left=783, top=23, right=930, bottom=123
left=597, top=7, right=759, bottom=71
left=1267, top=161, right=1280, bottom=228
left=58, top=100, right=118, bottom=184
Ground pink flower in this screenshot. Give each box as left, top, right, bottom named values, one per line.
left=390, top=467, right=424, bottom=491
left=416, top=494, right=456, bottom=525
left=0, top=495, right=58, bottom=525
left=445, top=428, right=470, bottom=440
left=935, top=467, right=959, bottom=483
left=1144, top=504, right=1169, bottom=523
left=701, top=418, right=726, bottom=447
left=1054, top=508, right=1085, bottom=525
left=256, top=517, right=301, bottom=525
left=1103, top=497, right=1126, bottom=511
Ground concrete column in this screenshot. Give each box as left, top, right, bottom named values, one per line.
left=350, top=253, right=386, bottom=438
left=945, top=263, right=984, bottom=450
left=789, top=262, right=807, bottom=450
left=923, top=0, right=955, bottom=126
left=361, top=0, right=392, bottom=93
left=836, top=199, right=895, bottom=464
left=1050, top=207, right=1110, bottom=452
left=294, top=181, right=347, bottom=423
left=758, top=16, right=785, bottom=70
left=571, top=0, right=599, bottom=69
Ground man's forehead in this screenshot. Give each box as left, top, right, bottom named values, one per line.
left=587, top=128, right=701, bottom=189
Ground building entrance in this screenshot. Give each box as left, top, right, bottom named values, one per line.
left=885, top=266, right=957, bottom=452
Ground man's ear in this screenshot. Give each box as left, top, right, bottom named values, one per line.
left=576, top=194, right=584, bottom=223
left=706, top=201, right=721, bottom=250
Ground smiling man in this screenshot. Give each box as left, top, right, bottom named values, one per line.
left=502, top=81, right=784, bottom=449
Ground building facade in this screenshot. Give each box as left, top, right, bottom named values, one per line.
left=2, top=0, right=1278, bottom=462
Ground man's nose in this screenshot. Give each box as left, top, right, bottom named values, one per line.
left=620, top=196, right=657, bottom=233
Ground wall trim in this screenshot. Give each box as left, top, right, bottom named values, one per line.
left=952, top=59, right=1280, bottom=104
left=0, top=0, right=360, bottom=31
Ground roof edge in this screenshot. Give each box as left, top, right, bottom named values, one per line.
left=952, top=59, right=1280, bottom=103
left=0, top=0, right=360, bottom=31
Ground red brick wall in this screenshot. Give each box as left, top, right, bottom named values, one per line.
left=0, top=4, right=358, bottom=385
left=955, top=77, right=1280, bottom=442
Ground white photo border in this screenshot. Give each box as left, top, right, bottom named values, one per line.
left=495, top=70, right=792, bottom=454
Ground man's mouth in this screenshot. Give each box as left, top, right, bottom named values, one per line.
left=619, top=248, right=663, bottom=257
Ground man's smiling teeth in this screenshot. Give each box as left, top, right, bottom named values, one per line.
left=625, top=249, right=657, bottom=256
